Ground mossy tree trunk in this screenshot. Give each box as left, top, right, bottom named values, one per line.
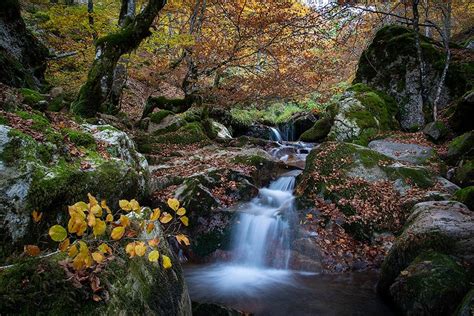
left=71, top=0, right=167, bottom=117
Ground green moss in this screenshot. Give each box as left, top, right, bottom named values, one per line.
left=48, top=95, right=65, bottom=112
left=19, top=88, right=45, bottom=106
left=152, top=122, right=209, bottom=145
left=299, top=116, right=332, bottom=142
left=63, top=128, right=97, bottom=149
left=193, top=229, right=232, bottom=258
left=454, top=186, right=474, bottom=210
left=15, top=110, right=50, bottom=131
left=385, top=165, right=434, bottom=188
left=454, top=160, right=474, bottom=187
left=0, top=116, right=7, bottom=125
left=447, top=131, right=474, bottom=164
left=149, top=110, right=172, bottom=124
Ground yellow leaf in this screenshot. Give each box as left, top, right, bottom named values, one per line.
left=135, top=242, right=146, bottom=257
left=125, top=242, right=136, bottom=258
left=306, top=214, right=313, bottom=220
left=148, top=250, right=159, bottom=262
left=167, top=198, right=180, bottom=211
left=120, top=215, right=131, bottom=227
left=90, top=204, right=103, bottom=217
left=150, top=208, right=161, bottom=221
left=175, top=234, right=190, bottom=246
left=92, top=252, right=105, bottom=264
left=88, top=193, right=98, bottom=207
left=160, top=212, right=173, bottom=224
left=119, top=199, right=132, bottom=211
left=87, top=212, right=96, bottom=227
left=32, top=210, right=43, bottom=223
left=71, top=201, right=88, bottom=215
left=146, top=222, right=155, bottom=234
left=49, top=225, right=67, bottom=242
left=59, top=238, right=70, bottom=252
left=130, top=199, right=140, bottom=212
left=148, top=238, right=160, bottom=247
left=68, top=214, right=87, bottom=235
left=68, top=244, right=78, bottom=258
left=93, top=219, right=106, bottom=237
left=180, top=216, right=189, bottom=226
left=162, top=255, right=172, bottom=269
left=176, top=207, right=186, bottom=216
left=105, top=213, right=114, bottom=222
left=98, top=243, right=112, bottom=254
left=24, top=245, right=40, bottom=257
left=101, top=200, right=111, bottom=214
left=111, top=226, right=125, bottom=240
left=78, top=240, right=89, bottom=254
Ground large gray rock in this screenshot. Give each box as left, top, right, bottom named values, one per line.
left=368, top=139, right=434, bottom=165
left=378, top=201, right=474, bottom=295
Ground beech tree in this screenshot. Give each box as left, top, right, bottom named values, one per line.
left=71, top=0, right=167, bottom=117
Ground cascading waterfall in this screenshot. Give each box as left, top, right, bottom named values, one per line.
left=231, top=173, right=297, bottom=269
left=270, top=127, right=283, bottom=142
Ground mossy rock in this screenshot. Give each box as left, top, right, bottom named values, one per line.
left=454, top=186, right=474, bottom=210
left=454, top=160, right=474, bottom=188
left=19, top=88, right=45, bottom=106
left=299, top=116, right=332, bottom=142
left=152, top=122, right=210, bottom=145
left=149, top=110, right=173, bottom=124
left=423, top=121, right=449, bottom=142
left=63, top=128, right=97, bottom=150
left=455, top=288, right=474, bottom=316
left=389, top=250, right=470, bottom=315
left=0, top=223, right=192, bottom=315
left=446, top=131, right=474, bottom=164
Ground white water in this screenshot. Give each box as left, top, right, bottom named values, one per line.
left=270, top=127, right=283, bottom=142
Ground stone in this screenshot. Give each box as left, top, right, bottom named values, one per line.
left=378, top=201, right=474, bottom=296
left=449, top=90, right=474, bottom=134
left=455, top=288, right=474, bottom=316
left=299, top=116, right=332, bottom=142
left=50, top=86, right=64, bottom=99
left=423, top=121, right=448, bottom=142
left=212, top=121, right=232, bottom=139
left=279, top=111, right=317, bottom=141
left=192, top=302, right=245, bottom=316
left=454, top=160, right=474, bottom=187
left=454, top=186, right=474, bottom=211
left=446, top=131, right=474, bottom=165
left=368, top=139, right=434, bottom=165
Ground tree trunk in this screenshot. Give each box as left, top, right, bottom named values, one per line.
left=119, top=0, right=136, bottom=26
left=71, top=0, right=167, bottom=117
left=412, top=0, right=427, bottom=113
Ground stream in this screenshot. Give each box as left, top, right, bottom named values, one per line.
left=184, top=127, right=393, bottom=315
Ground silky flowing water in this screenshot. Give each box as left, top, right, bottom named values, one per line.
left=184, top=127, right=393, bottom=315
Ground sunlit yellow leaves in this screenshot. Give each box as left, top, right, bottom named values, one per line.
left=160, top=212, right=173, bottom=224
left=120, top=215, right=130, bottom=227
left=72, top=241, right=93, bottom=270
left=119, top=199, right=132, bottom=211
left=101, top=200, right=111, bottom=214
left=146, top=222, right=155, bottom=234
left=180, top=216, right=189, bottom=226
left=68, top=214, right=87, bottom=236
left=176, top=207, right=186, bottom=216
left=92, top=252, right=105, bottom=264
left=106, top=214, right=114, bottom=222
left=148, top=238, right=160, bottom=247
left=167, top=198, right=180, bottom=211
left=150, top=208, right=161, bottom=221
left=98, top=243, right=112, bottom=254
left=148, top=250, right=160, bottom=262
left=93, top=219, right=106, bottom=237
left=87, top=212, right=96, bottom=227
left=24, top=245, right=40, bottom=257
left=175, top=234, right=190, bottom=246
left=125, top=241, right=146, bottom=258
left=88, top=193, right=98, bottom=207
left=49, top=225, right=67, bottom=242
left=162, top=255, right=172, bottom=269
left=59, top=238, right=70, bottom=252
left=90, top=204, right=103, bottom=217
left=32, top=210, right=43, bottom=223
left=111, top=226, right=125, bottom=240
left=68, top=244, right=78, bottom=258
left=130, top=199, right=140, bottom=212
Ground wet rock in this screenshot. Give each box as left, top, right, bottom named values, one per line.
left=242, top=124, right=273, bottom=140
left=378, top=201, right=474, bottom=297
left=192, top=302, right=246, bottom=316
left=368, top=139, right=434, bottom=165
left=389, top=251, right=469, bottom=315
left=299, top=116, right=332, bottom=142
left=279, top=112, right=317, bottom=141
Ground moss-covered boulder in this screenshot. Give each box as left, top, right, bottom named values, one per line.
left=355, top=25, right=474, bottom=131
left=378, top=201, right=474, bottom=297
left=327, top=84, right=398, bottom=145
left=449, top=90, right=474, bottom=134
left=295, top=142, right=437, bottom=240
left=446, top=131, right=474, bottom=164
left=0, top=123, right=149, bottom=262
left=0, top=221, right=192, bottom=315
left=454, top=186, right=474, bottom=211
left=454, top=160, right=474, bottom=187
left=299, top=116, right=332, bottom=142
left=368, top=139, right=435, bottom=165
left=423, top=121, right=449, bottom=142
left=389, top=250, right=469, bottom=315
left=456, top=288, right=474, bottom=316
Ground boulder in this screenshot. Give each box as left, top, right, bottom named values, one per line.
left=389, top=251, right=469, bottom=315
left=453, top=160, right=474, bottom=187
left=0, top=220, right=192, bottom=315
left=454, top=186, right=474, bottom=210
left=368, top=139, right=434, bottom=165
left=242, top=124, right=273, bottom=140
left=278, top=112, right=317, bottom=141
left=423, top=121, right=448, bottom=142
left=299, top=116, right=332, bottom=142
left=354, top=25, right=474, bottom=131
left=192, top=302, right=245, bottom=316
left=455, top=288, right=474, bottom=316
left=378, top=201, right=474, bottom=296
left=449, top=90, right=474, bottom=134
left=327, top=84, right=398, bottom=145
left=446, top=131, right=474, bottom=164
left=0, top=122, right=149, bottom=261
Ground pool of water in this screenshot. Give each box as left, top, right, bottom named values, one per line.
left=184, top=264, right=394, bottom=316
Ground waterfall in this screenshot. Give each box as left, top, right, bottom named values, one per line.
left=231, top=172, right=297, bottom=269
left=270, top=127, right=283, bottom=142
